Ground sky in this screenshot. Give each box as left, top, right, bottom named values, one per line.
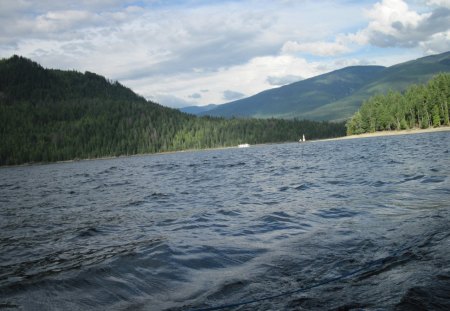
left=1, top=0, right=449, bottom=108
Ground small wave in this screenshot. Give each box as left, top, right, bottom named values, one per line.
left=329, top=193, right=348, bottom=198
left=217, top=209, right=241, bottom=217
left=401, top=174, right=425, bottom=182
left=315, top=207, right=358, bottom=219
left=74, top=173, right=90, bottom=178
left=109, top=181, right=131, bottom=187
left=171, top=224, right=211, bottom=231
left=126, top=199, right=146, bottom=207
left=395, top=275, right=450, bottom=310
left=0, top=302, right=19, bottom=309
left=372, top=180, right=389, bottom=187
left=263, top=201, right=280, bottom=206
left=388, top=159, right=404, bottom=164
left=325, top=179, right=351, bottom=186
left=259, top=211, right=294, bottom=224
left=98, top=166, right=120, bottom=175
left=144, top=163, right=181, bottom=171
left=215, top=162, right=246, bottom=169
left=356, top=250, right=418, bottom=281
left=421, top=176, right=446, bottom=183
left=206, top=279, right=249, bottom=301
left=0, top=238, right=163, bottom=289
left=146, top=192, right=170, bottom=199
left=0, top=183, right=15, bottom=189
left=77, top=227, right=102, bottom=238
left=294, top=183, right=313, bottom=191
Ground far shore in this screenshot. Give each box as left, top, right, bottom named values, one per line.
left=317, top=126, right=450, bottom=142
left=3, top=126, right=449, bottom=168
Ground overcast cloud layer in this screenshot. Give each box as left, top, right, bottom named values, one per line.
left=1, top=0, right=449, bottom=108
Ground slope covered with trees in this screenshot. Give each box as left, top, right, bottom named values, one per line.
left=200, top=66, right=386, bottom=120
left=199, top=51, right=450, bottom=121
left=0, top=56, right=345, bottom=165
left=345, top=73, right=450, bottom=135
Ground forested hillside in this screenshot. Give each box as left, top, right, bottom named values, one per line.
left=201, top=66, right=386, bottom=120
left=200, top=51, right=450, bottom=121
left=0, top=56, right=345, bottom=165
left=346, top=73, right=450, bottom=135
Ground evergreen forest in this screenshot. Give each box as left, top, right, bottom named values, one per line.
left=346, top=73, right=450, bottom=135
left=0, top=56, right=345, bottom=166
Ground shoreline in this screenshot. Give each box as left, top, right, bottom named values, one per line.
left=317, top=126, right=450, bottom=142
left=3, top=126, right=449, bottom=168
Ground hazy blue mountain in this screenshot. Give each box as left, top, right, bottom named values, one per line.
left=202, top=51, right=450, bottom=121
left=180, top=104, right=218, bottom=114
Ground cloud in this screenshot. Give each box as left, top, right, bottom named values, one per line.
left=427, top=0, right=450, bottom=9
left=149, top=94, right=195, bottom=109
left=348, top=0, right=450, bottom=52
left=419, top=30, right=450, bottom=55
left=266, top=74, right=303, bottom=86
left=126, top=54, right=323, bottom=107
left=333, top=58, right=376, bottom=67
left=223, top=90, right=246, bottom=101
left=189, top=93, right=202, bottom=99
left=281, top=40, right=350, bottom=56
left=277, top=0, right=450, bottom=60
left=1, top=0, right=447, bottom=108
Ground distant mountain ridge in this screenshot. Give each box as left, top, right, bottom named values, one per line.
left=199, top=51, right=450, bottom=121
left=180, top=104, right=218, bottom=114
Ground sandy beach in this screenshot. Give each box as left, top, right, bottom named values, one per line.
left=319, top=126, right=450, bottom=142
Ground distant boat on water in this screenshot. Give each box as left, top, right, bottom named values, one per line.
left=238, top=143, right=250, bottom=148
left=299, top=134, right=306, bottom=143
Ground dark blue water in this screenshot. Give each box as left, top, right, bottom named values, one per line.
left=1, top=131, right=449, bottom=310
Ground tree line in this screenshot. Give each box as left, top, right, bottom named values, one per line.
left=0, top=56, right=345, bottom=165
left=346, top=73, right=450, bottom=135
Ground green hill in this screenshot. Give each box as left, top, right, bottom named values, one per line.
left=202, top=66, right=385, bottom=119
left=346, top=73, right=450, bottom=134
left=0, top=56, right=345, bottom=165
left=202, top=51, right=450, bottom=121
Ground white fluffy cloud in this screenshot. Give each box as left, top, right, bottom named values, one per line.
left=349, top=0, right=450, bottom=52
left=125, top=54, right=323, bottom=106
left=427, top=0, right=450, bottom=9
left=419, top=30, right=450, bottom=54
left=0, top=0, right=449, bottom=107
left=281, top=41, right=350, bottom=56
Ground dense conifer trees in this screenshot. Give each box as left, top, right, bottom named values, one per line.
left=346, top=73, right=450, bottom=135
left=0, top=56, right=345, bottom=165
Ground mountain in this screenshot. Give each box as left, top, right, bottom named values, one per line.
left=180, top=104, right=218, bottom=114
left=0, top=55, right=345, bottom=165
left=201, top=51, right=450, bottom=121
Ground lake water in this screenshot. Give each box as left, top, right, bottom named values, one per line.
left=1, top=131, right=449, bottom=310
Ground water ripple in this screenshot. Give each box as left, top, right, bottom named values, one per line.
left=0, top=131, right=449, bottom=310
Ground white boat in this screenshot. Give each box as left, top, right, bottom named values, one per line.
left=299, top=134, right=306, bottom=142
left=238, top=143, right=250, bottom=148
